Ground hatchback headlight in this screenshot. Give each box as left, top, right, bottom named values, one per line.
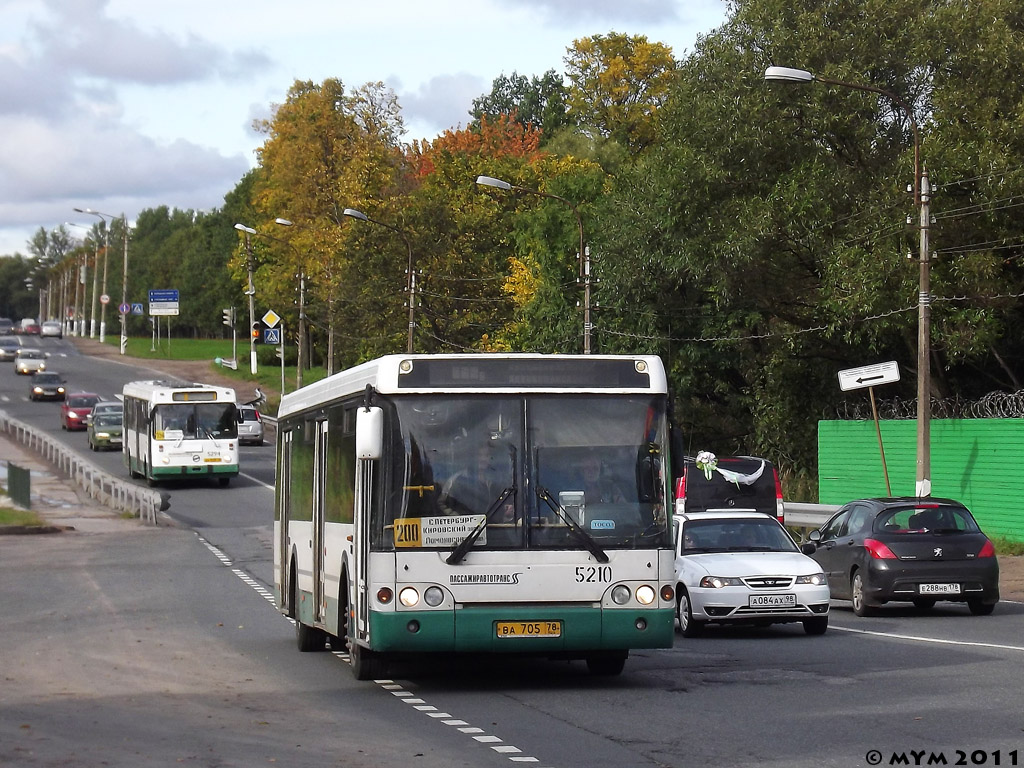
left=699, top=576, right=743, bottom=589
left=796, top=573, right=827, bottom=586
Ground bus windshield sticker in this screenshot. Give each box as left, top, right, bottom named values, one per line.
left=394, top=515, right=487, bottom=548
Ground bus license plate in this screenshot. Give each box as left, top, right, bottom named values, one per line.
left=749, top=594, right=796, bottom=607
left=919, top=583, right=961, bottom=594
left=496, top=621, right=562, bottom=638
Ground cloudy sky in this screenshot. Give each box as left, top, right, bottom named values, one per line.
left=0, top=0, right=727, bottom=257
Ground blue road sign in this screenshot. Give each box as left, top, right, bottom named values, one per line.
left=131, top=303, right=144, bottom=315
left=148, top=289, right=179, bottom=302
left=264, top=327, right=281, bottom=345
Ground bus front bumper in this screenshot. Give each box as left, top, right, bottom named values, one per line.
left=367, top=604, right=675, bottom=654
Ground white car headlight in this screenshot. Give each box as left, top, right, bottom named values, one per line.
left=699, top=576, right=744, bottom=589
left=796, top=573, right=827, bottom=586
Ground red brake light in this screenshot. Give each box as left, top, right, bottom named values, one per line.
left=773, top=466, right=783, bottom=500
left=864, top=538, right=898, bottom=559
left=675, top=476, right=685, bottom=501
left=978, top=539, right=996, bottom=558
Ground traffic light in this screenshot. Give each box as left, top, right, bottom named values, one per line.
left=222, top=307, right=234, bottom=327
left=251, top=321, right=261, bottom=341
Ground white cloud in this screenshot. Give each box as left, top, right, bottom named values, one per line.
left=0, top=0, right=728, bottom=257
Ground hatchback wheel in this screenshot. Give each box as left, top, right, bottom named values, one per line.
left=851, top=571, right=874, bottom=617
left=968, top=600, right=995, bottom=616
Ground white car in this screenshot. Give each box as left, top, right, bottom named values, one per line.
left=14, top=347, right=48, bottom=374
left=673, top=511, right=830, bottom=636
left=40, top=320, right=63, bottom=338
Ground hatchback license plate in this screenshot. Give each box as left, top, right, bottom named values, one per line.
left=919, top=583, right=961, bottom=594
left=749, top=594, right=796, bottom=607
left=496, top=621, right=562, bottom=638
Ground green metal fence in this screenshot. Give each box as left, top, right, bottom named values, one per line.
left=819, top=419, right=1024, bottom=540
left=4, top=461, right=31, bottom=509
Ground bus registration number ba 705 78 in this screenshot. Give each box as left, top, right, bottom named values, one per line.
left=495, top=621, right=562, bottom=638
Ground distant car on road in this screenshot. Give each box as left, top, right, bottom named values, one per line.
left=0, top=317, right=14, bottom=335
left=14, top=347, right=47, bottom=374
left=40, top=320, right=63, bottom=338
left=60, top=392, right=101, bottom=431
left=801, top=497, right=999, bottom=616
left=30, top=371, right=66, bottom=401
left=235, top=403, right=264, bottom=445
left=88, top=410, right=124, bottom=451
left=18, top=318, right=40, bottom=335
left=86, top=400, right=123, bottom=426
left=0, top=336, right=21, bottom=361
left=673, top=510, right=829, bottom=637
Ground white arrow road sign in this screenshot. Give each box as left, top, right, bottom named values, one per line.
left=838, top=361, right=901, bottom=392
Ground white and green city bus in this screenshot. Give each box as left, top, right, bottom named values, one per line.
left=122, top=379, right=239, bottom=486
left=274, top=354, right=676, bottom=679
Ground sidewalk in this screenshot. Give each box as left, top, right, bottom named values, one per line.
left=0, top=432, right=142, bottom=534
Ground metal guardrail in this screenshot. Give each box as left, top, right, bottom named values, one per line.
left=785, top=502, right=842, bottom=541
left=0, top=409, right=167, bottom=525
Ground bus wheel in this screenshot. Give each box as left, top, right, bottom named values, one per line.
left=292, top=576, right=326, bottom=652
left=586, top=653, right=626, bottom=676
left=350, top=641, right=388, bottom=681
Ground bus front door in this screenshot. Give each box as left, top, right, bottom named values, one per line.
left=312, top=420, right=328, bottom=624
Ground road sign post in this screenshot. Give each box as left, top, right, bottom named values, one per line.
left=838, top=361, right=901, bottom=495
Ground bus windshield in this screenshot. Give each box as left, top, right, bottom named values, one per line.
left=152, top=403, right=238, bottom=440
left=385, top=394, right=670, bottom=552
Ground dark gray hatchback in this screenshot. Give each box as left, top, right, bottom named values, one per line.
left=802, top=497, right=999, bottom=616
left=30, top=371, right=66, bottom=401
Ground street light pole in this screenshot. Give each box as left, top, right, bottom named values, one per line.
left=273, top=218, right=309, bottom=388
left=74, top=208, right=114, bottom=341
left=475, top=175, right=592, bottom=354
left=765, top=66, right=932, bottom=496
left=342, top=208, right=416, bottom=353
left=234, top=224, right=259, bottom=375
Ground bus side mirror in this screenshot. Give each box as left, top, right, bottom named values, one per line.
left=356, top=406, right=384, bottom=459
left=636, top=442, right=662, bottom=503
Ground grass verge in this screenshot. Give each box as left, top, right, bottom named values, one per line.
left=0, top=504, right=46, bottom=527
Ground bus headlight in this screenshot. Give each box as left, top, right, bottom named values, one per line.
left=399, top=587, right=420, bottom=607
left=611, top=585, right=632, bottom=605
left=635, top=585, right=656, bottom=605
left=376, top=587, right=394, bottom=604
left=424, top=586, right=444, bottom=607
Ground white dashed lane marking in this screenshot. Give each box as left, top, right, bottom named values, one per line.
left=196, top=533, right=553, bottom=766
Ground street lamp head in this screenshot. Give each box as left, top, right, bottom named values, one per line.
left=342, top=208, right=368, bottom=222
left=764, top=66, right=816, bottom=83
left=476, top=175, right=512, bottom=191
left=234, top=223, right=257, bottom=235
left=274, top=218, right=293, bottom=226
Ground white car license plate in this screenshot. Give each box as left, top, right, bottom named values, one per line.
left=919, top=583, right=961, bottom=594
left=749, top=594, right=796, bottom=607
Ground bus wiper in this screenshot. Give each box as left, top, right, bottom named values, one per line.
left=537, top=487, right=609, bottom=564
left=446, top=487, right=515, bottom=565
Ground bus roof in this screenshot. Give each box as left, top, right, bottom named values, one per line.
left=277, top=353, right=667, bottom=421
left=122, top=379, right=237, bottom=403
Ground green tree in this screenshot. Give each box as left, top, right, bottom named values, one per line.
left=563, top=32, right=678, bottom=151
left=470, top=70, right=570, bottom=141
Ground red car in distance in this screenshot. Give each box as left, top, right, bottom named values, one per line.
left=61, top=392, right=101, bottom=431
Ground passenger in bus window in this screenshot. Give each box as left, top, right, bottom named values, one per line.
left=576, top=450, right=627, bottom=505
left=441, top=442, right=513, bottom=520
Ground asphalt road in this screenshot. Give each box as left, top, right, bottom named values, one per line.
left=3, top=337, right=1024, bottom=768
